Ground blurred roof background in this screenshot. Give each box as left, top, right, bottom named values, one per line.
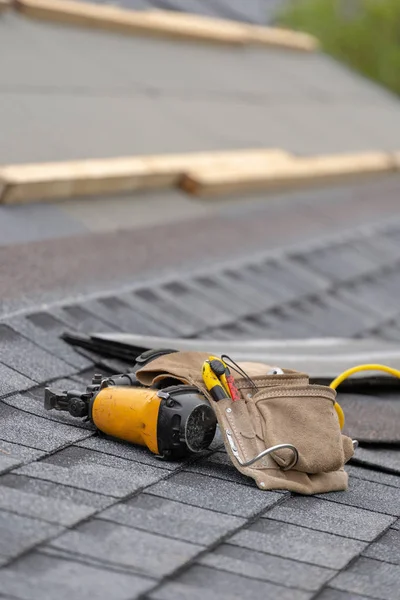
left=1, top=6, right=400, bottom=165
left=81, top=0, right=284, bottom=25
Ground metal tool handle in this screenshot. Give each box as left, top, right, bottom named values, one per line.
left=225, top=429, right=298, bottom=470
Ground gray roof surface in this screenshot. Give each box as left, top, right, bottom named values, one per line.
left=1, top=8, right=400, bottom=600
left=2, top=12, right=400, bottom=164
left=1, top=176, right=400, bottom=599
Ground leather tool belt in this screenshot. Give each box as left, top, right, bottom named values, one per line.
left=136, top=350, right=355, bottom=494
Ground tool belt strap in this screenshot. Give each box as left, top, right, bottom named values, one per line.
left=136, top=351, right=354, bottom=494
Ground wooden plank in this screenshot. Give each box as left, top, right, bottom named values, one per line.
left=246, top=24, right=319, bottom=52
left=0, top=149, right=290, bottom=204
left=15, top=0, right=318, bottom=51
left=180, top=152, right=396, bottom=197
left=150, top=11, right=319, bottom=51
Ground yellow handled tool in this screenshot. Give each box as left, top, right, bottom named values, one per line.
left=44, top=372, right=217, bottom=458
left=208, top=355, right=231, bottom=397
left=202, top=360, right=230, bottom=401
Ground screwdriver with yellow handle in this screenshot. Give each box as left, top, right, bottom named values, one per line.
left=208, top=356, right=231, bottom=396
left=202, top=360, right=231, bottom=401
left=208, top=356, right=241, bottom=401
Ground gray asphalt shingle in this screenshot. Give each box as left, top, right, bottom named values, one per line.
left=0, top=454, right=22, bottom=475
left=330, top=557, right=400, bottom=600
left=185, top=451, right=253, bottom=486
left=230, top=519, right=366, bottom=569
left=0, top=363, right=35, bottom=399
left=99, top=493, right=244, bottom=545
left=76, top=435, right=182, bottom=470
left=198, top=543, right=335, bottom=591
left=350, top=447, right=400, bottom=475
left=16, top=459, right=165, bottom=498
left=0, top=510, right=63, bottom=561
left=4, top=314, right=92, bottom=370
left=51, top=304, right=118, bottom=334
left=0, top=551, right=153, bottom=600
left=264, top=495, right=395, bottom=541
left=346, top=465, right=400, bottom=489
left=81, top=296, right=176, bottom=337
left=150, top=565, right=312, bottom=600
left=43, top=444, right=166, bottom=472
left=339, top=394, right=400, bottom=444
left=363, top=528, right=400, bottom=565
left=316, top=476, right=400, bottom=517
left=49, top=518, right=202, bottom=578
left=0, top=441, right=44, bottom=463
left=316, top=589, right=374, bottom=600
left=0, top=404, right=91, bottom=452
left=0, top=324, right=75, bottom=383
left=0, top=485, right=97, bottom=527
left=0, top=473, right=114, bottom=510
left=146, top=471, right=283, bottom=517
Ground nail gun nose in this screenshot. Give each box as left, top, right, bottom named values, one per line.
left=44, top=387, right=89, bottom=417
left=44, top=387, right=63, bottom=411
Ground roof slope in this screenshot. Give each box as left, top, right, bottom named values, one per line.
left=1, top=176, right=400, bottom=599
left=1, top=11, right=400, bottom=164
left=1, top=7, right=400, bottom=599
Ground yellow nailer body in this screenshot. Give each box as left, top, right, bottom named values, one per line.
left=91, top=386, right=161, bottom=454
left=44, top=372, right=217, bottom=459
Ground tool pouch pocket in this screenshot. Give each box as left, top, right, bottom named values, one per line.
left=252, top=385, right=348, bottom=473
left=213, top=378, right=354, bottom=494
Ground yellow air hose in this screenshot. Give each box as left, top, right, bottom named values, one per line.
left=329, top=363, right=400, bottom=430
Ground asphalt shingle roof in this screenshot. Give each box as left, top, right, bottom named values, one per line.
left=1, top=8, right=400, bottom=600
left=1, top=198, right=400, bottom=598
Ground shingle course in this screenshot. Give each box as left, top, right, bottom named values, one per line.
left=346, top=466, right=400, bottom=489
left=330, top=557, right=400, bottom=600
left=4, top=314, right=92, bottom=370
left=76, top=435, right=182, bottom=470
left=316, top=475, right=400, bottom=517
left=150, top=565, right=312, bottom=600
left=350, top=448, right=400, bottom=475
left=49, top=518, right=203, bottom=578
left=0, top=404, right=91, bottom=452
left=362, top=528, right=400, bottom=566
left=99, top=493, right=244, bottom=545
left=146, top=471, right=283, bottom=517
left=0, top=364, right=34, bottom=399
left=230, top=519, right=366, bottom=569
left=0, top=473, right=114, bottom=510
left=316, top=589, right=376, bottom=600
left=16, top=457, right=166, bottom=498
left=264, top=495, right=395, bottom=541
left=0, top=485, right=97, bottom=527
left=0, top=551, right=153, bottom=600
left=0, top=324, right=75, bottom=383
left=198, top=543, right=335, bottom=591
left=0, top=510, right=63, bottom=561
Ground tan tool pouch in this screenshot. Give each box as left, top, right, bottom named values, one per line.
left=136, top=351, right=355, bottom=494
